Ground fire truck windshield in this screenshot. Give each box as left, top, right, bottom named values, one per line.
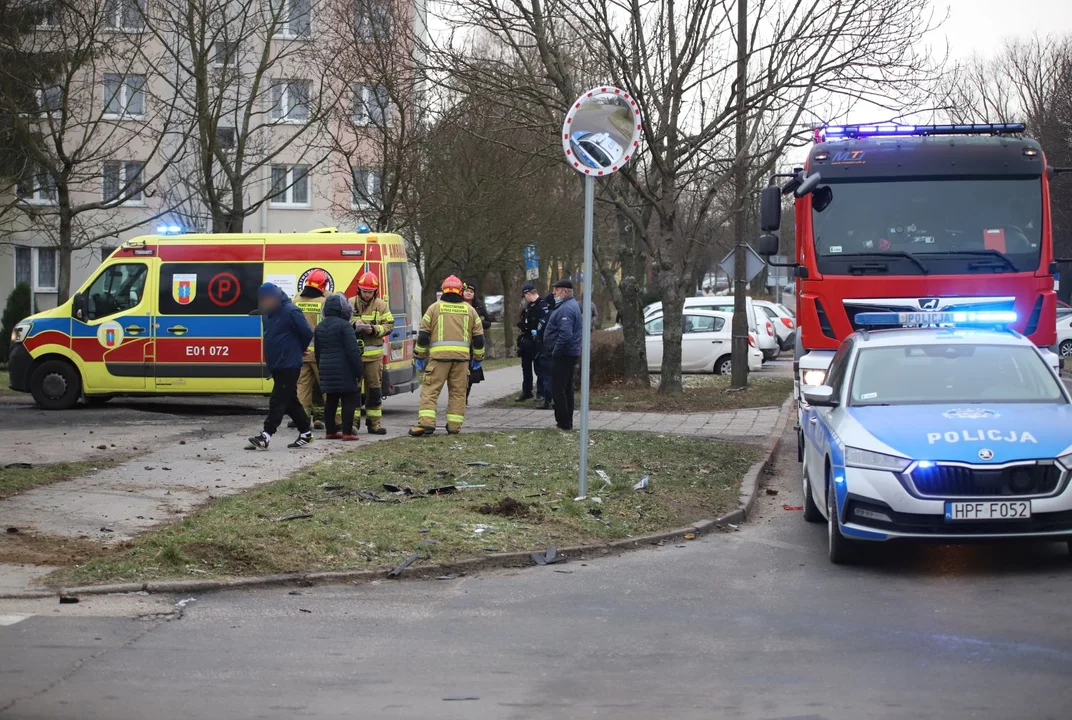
left=812, top=177, right=1043, bottom=275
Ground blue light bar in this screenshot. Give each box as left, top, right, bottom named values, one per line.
left=156, top=224, right=184, bottom=235
left=855, top=311, right=1017, bottom=327
left=819, top=123, right=1025, bottom=141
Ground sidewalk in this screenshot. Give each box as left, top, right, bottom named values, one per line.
left=0, top=366, right=787, bottom=594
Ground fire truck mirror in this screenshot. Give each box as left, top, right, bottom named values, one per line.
left=758, top=233, right=780, bottom=256
left=794, top=171, right=822, bottom=197
left=760, top=186, right=782, bottom=233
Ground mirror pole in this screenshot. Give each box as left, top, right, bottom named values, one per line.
left=577, top=174, right=595, bottom=501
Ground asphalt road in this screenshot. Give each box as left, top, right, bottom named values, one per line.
left=3, top=418, right=1072, bottom=720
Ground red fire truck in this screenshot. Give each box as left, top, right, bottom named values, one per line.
left=757, top=123, right=1061, bottom=459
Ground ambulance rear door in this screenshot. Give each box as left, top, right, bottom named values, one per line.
left=154, top=243, right=265, bottom=392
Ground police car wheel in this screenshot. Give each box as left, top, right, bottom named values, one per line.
left=802, top=466, right=823, bottom=523
left=827, top=477, right=857, bottom=564
left=30, top=359, right=81, bottom=411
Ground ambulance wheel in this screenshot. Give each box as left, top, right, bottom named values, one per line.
left=827, top=475, right=858, bottom=565
left=802, top=465, right=823, bottom=523
left=30, top=359, right=81, bottom=410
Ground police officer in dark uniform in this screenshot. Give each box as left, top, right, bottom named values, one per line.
left=516, top=283, right=549, bottom=404
left=533, top=289, right=556, bottom=409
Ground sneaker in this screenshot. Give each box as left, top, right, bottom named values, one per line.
left=247, top=432, right=270, bottom=450
left=312, top=419, right=325, bottom=430
left=342, top=434, right=359, bottom=441
left=515, top=393, right=533, bottom=402
left=408, top=426, right=435, bottom=437
left=288, top=432, right=314, bottom=448
left=535, top=398, right=552, bottom=410
left=325, top=432, right=343, bottom=440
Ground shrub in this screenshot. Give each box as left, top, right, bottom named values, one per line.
left=576, top=328, right=625, bottom=389
left=0, top=282, right=32, bottom=360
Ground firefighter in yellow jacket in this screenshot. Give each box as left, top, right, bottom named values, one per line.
left=349, top=271, right=394, bottom=434
left=410, top=275, right=485, bottom=436
left=294, top=269, right=329, bottom=430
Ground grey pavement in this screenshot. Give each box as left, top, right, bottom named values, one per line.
left=0, top=364, right=788, bottom=595
left=3, top=420, right=1072, bottom=719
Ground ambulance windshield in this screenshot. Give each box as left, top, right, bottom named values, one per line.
left=812, top=178, right=1043, bottom=275
left=850, top=344, right=1065, bottom=406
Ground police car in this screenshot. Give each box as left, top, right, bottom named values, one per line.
left=800, top=312, right=1072, bottom=563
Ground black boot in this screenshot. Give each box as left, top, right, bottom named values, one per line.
left=515, top=392, right=533, bottom=402
left=535, top=397, right=552, bottom=410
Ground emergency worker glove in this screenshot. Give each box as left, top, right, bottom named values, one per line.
left=471, top=359, right=482, bottom=371
left=415, top=358, right=427, bottom=373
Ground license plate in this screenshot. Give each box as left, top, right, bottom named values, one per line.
left=945, top=501, right=1031, bottom=521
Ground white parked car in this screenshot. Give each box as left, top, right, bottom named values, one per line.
left=644, top=296, right=778, bottom=361
left=1057, top=307, right=1072, bottom=358
left=755, top=300, right=796, bottom=351
left=644, top=310, right=762, bottom=375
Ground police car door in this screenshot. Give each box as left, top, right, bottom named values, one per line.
left=803, top=340, right=853, bottom=487
left=155, top=262, right=265, bottom=392
left=73, top=261, right=152, bottom=392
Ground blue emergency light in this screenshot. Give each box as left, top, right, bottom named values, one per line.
left=156, top=224, right=184, bottom=235
left=854, top=311, right=1017, bottom=327
left=819, top=123, right=1025, bottom=141
left=357, top=224, right=371, bottom=233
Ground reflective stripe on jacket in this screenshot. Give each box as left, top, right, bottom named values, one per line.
left=295, top=296, right=326, bottom=360
left=350, top=295, right=395, bottom=361
left=414, top=296, right=485, bottom=361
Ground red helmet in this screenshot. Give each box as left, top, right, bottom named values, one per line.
left=303, top=269, right=329, bottom=292
left=357, top=271, right=379, bottom=291
left=441, top=275, right=463, bottom=295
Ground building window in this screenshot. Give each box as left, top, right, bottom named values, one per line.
left=269, top=80, right=310, bottom=122
left=353, top=84, right=389, bottom=126
left=355, top=0, right=390, bottom=42
left=15, top=247, right=58, bottom=292
left=15, top=247, right=32, bottom=287
left=37, top=5, right=59, bottom=27
left=352, top=166, right=381, bottom=208
left=103, top=74, right=146, bottom=117
left=212, top=41, right=239, bottom=68
left=36, top=85, right=63, bottom=116
left=216, top=126, right=236, bottom=150
left=270, top=165, right=309, bottom=207
left=102, top=160, right=145, bottom=204
left=16, top=167, right=57, bottom=204
left=105, top=0, right=145, bottom=30
left=270, top=0, right=311, bottom=38
left=101, top=246, right=118, bottom=262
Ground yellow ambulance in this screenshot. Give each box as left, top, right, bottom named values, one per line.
left=8, top=228, right=420, bottom=409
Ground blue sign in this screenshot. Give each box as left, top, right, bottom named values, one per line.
left=524, top=245, right=539, bottom=280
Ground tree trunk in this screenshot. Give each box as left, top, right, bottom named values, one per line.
left=499, top=269, right=518, bottom=357
left=56, top=194, right=73, bottom=305
left=618, top=275, right=648, bottom=386
left=657, top=275, right=685, bottom=394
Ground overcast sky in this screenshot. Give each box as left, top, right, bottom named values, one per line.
left=940, top=0, right=1071, bottom=58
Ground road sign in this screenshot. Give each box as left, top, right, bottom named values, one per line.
left=524, top=245, right=539, bottom=281
left=765, top=254, right=790, bottom=287
left=720, top=245, right=766, bottom=282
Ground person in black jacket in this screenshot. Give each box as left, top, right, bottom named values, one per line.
left=314, top=293, right=365, bottom=440
left=463, top=283, right=492, bottom=402
left=516, top=284, right=549, bottom=403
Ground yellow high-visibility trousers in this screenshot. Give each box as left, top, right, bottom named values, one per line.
left=361, top=360, right=383, bottom=429
left=417, top=359, right=469, bottom=432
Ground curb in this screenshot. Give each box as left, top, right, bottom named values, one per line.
left=1, top=397, right=794, bottom=601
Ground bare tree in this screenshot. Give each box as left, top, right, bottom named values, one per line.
left=0, top=0, right=187, bottom=302
left=143, top=0, right=340, bottom=232
left=432, top=0, right=940, bottom=393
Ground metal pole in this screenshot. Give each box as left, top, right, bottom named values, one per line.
left=578, top=174, right=595, bottom=499
left=730, top=0, right=749, bottom=390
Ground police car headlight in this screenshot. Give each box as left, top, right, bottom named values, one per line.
left=844, top=446, right=911, bottom=473
left=801, top=369, right=826, bottom=387
left=10, top=321, right=30, bottom=345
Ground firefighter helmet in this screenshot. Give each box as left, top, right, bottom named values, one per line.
left=357, top=271, right=380, bottom=291
left=441, top=275, right=463, bottom=295
left=303, top=269, right=330, bottom=292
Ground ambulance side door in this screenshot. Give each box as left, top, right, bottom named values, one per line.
left=154, top=262, right=265, bottom=392
left=72, top=261, right=153, bottom=392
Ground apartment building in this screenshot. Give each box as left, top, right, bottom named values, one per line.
left=0, top=0, right=424, bottom=313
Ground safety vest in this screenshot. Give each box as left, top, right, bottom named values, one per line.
left=295, top=295, right=326, bottom=359
left=349, top=295, right=395, bottom=361
left=415, top=299, right=485, bottom=361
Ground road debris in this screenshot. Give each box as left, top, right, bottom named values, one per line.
left=426, top=485, right=456, bottom=496
left=274, top=513, right=314, bottom=522
left=765, top=488, right=780, bottom=496
left=383, top=483, right=416, bottom=496
left=59, top=595, right=79, bottom=604
left=99, top=527, right=114, bottom=533
left=783, top=505, right=803, bottom=511
left=299, top=608, right=312, bottom=613
left=176, top=598, right=196, bottom=608
left=595, top=469, right=612, bottom=488
left=471, top=524, right=493, bottom=535
left=443, top=696, right=480, bottom=702
left=633, top=475, right=650, bottom=491
left=4, top=462, right=32, bottom=469
left=436, top=573, right=462, bottom=580
left=6, top=527, right=18, bottom=534
left=387, top=552, right=428, bottom=578
left=288, top=591, right=302, bottom=595
left=531, top=546, right=567, bottom=566
left=683, top=532, right=696, bottom=540
left=465, top=461, right=490, bottom=467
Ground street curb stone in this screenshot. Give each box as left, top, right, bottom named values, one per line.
left=0, top=395, right=793, bottom=601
